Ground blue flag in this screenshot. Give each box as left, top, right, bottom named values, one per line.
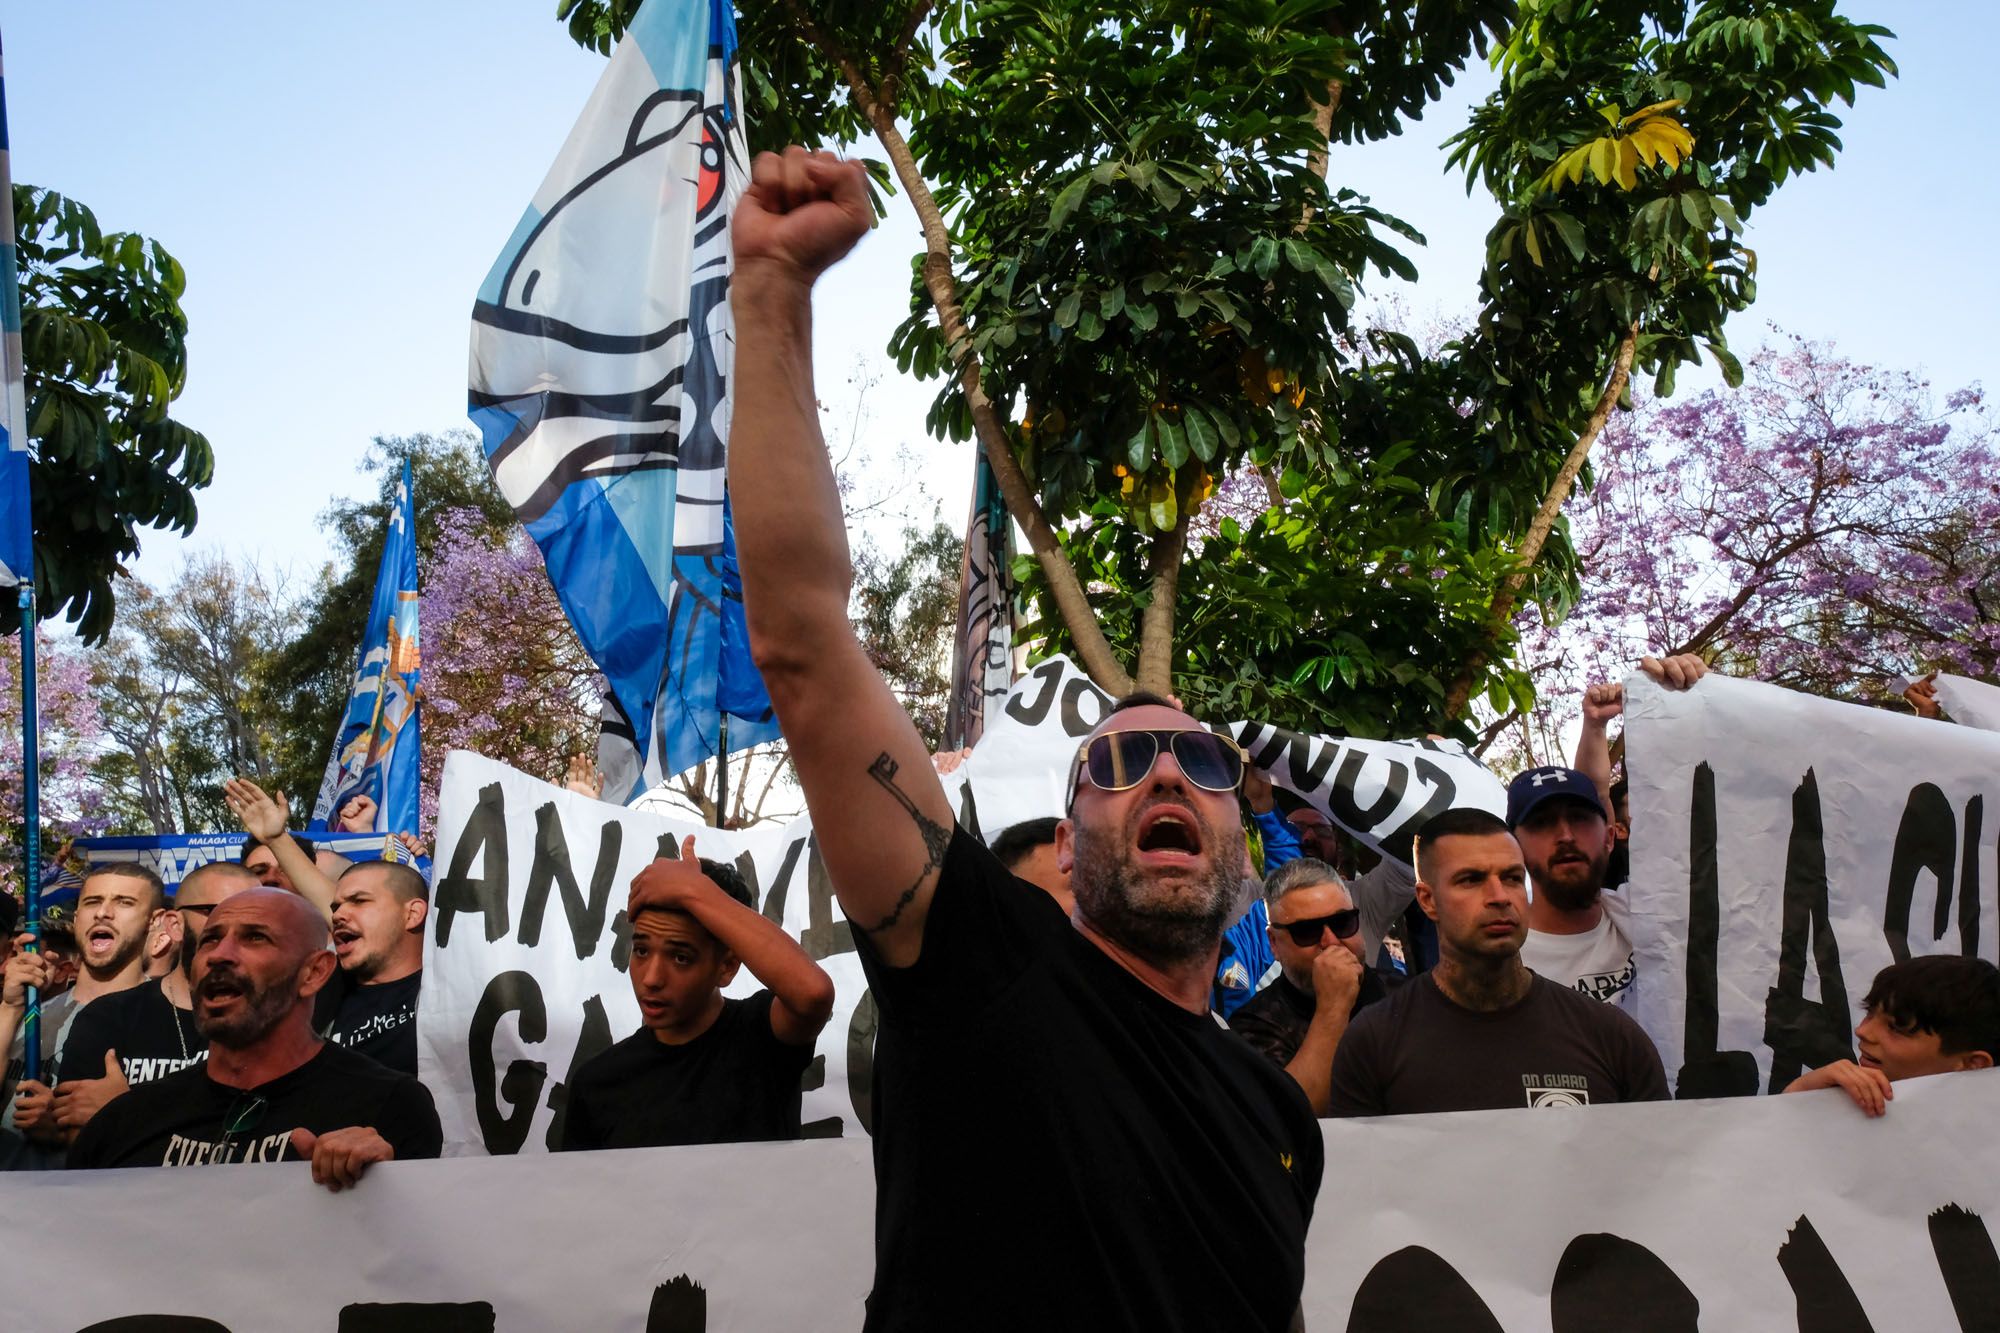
left=311, top=461, right=421, bottom=836
left=0, top=33, right=31, bottom=590
left=467, top=0, right=776, bottom=804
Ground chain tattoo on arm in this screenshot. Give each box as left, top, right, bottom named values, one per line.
left=861, top=753, right=952, bottom=935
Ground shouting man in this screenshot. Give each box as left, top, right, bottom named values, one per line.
left=728, top=147, right=1320, bottom=1333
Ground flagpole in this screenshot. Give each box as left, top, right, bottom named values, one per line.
left=17, top=581, right=41, bottom=1077
left=714, top=715, right=729, bottom=829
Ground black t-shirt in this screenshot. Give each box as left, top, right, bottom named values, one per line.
left=67, top=1042, right=442, bottom=1169
left=856, top=827, right=1322, bottom=1333
left=58, top=979, right=207, bottom=1088
left=558, top=990, right=815, bottom=1151
left=314, top=969, right=422, bottom=1076
left=1330, top=972, right=1670, bottom=1116
left=1229, top=968, right=1387, bottom=1069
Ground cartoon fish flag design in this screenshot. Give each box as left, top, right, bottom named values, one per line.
left=466, top=0, right=777, bottom=804
left=310, top=460, right=422, bottom=836
left=0, top=32, right=32, bottom=590
left=943, top=453, right=1017, bottom=750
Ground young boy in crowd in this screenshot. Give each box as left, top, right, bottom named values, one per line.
left=1785, top=955, right=2000, bottom=1115
left=558, top=838, right=835, bottom=1151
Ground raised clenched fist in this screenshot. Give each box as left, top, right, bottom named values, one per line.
left=732, top=148, right=873, bottom=286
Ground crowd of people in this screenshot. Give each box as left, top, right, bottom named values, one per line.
left=3, top=147, right=1997, bottom=1330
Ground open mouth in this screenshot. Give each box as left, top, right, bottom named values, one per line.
left=197, top=972, right=247, bottom=1007
left=332, top=925, right=362, bottom=955
left=1135, top=807, right=1203, bottom=862
left=84, top=925, right=118, bottom=954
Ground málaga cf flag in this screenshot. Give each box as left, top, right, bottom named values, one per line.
left=467, top=0, right=776, bottom=803
left=0, top=32, right=32, bottom=590
left=311, top=461, right=421, bottom=836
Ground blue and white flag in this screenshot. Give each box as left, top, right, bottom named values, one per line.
left=0, top=32, right=32, bottom=590
left=311, top=461, right=421, bottom=836
left=944, top=454, right=1017, bottom=751
left=467, top=0, right=776, bottom=804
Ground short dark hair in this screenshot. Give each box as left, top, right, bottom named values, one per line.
left=83, top=862, right=168, bottom=915
left=698, top=858, right=755, bottom=911
left=1414, top=808, right=1512, bottom=884
left=1863, top=956, right=2000, bottom=1060
left=0, top=893, right=16, bottom=935
left=240, top=833, right=315, bottom=862
left=341, top=859, right=430, bottom=904
left=991, top=818, right=1060, bottom=872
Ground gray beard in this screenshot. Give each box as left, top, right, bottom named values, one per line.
left=195, top=967, right=302, bottom=1049
left=1070, top=819, right=1239, bottom=969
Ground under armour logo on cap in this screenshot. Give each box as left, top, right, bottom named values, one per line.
left=1528, top=769, right=1566, bottom=787
left=1505, top=765, right=1608, bottom=828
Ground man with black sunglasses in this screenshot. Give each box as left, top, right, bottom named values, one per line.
left=729, top=148, right=1321, bottom=1333
left=1230, top=859, right=1386, bottom=1114
left=68, top=888, right=440, bottom=1189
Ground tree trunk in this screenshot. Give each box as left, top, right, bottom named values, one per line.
left=1443, top=323, right=1641, bottom=717
left=795, top=8, right=1136, bottom=696
left=1135, top=513, right=1191, bottom=695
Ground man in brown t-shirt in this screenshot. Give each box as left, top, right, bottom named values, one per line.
left=1330, top=809, right=1667, bottom=1115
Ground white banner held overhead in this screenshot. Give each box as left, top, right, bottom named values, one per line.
left=16, top=1071, right=2000, bottom=1329
left=420, top=655, right=1503, bottom=1155
left=1624, top=673, right=2000, bottom=1099
left=1933, top=672, right=2000, bottom=733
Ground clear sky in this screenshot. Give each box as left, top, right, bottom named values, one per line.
left=5, top=1, right=1983, bottom=591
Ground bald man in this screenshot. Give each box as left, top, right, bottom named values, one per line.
left=68, top=889, right=440, bottom=1190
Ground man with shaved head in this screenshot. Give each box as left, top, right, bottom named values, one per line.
left=53, top=861, right=264, bottom=1137
left=729, top=149, right=1319, bottom=1333
left=69, top=888, right=440, bottom=1190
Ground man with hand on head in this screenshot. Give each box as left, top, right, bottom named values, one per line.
left=1230, top=858, right=1385, bottom=1113
left=729, top=146, right=1322, bottom=1333
left=559, top=839, right=834, bottom=1151
left=1784, top=956, right=2000, bottom=1116
left=224, top=777, right=338, bottom=919
left=316, top=861, right=428, bottom=1076
left=3, top=864, right=168, bottom=1156
left=53, top=861, right=263, bottom=1137
left=68, top=888, right=441, bottom=1190
left=1331, top=809, right=1667, bottom=1115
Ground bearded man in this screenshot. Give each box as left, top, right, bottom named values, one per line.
left=1508, top=766, right=1635, bottom=1009
left=68, top=888, right=440, bottom=1191
left=728, top=147, right=1320, bottom=1333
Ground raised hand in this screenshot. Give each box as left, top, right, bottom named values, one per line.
left=1639, top=653, right=1709, bottom=691
left=629, top=836, right=717, bottom=918
left=1904, top=672, right=1943, bottom=719
left=1581, top=682, right=1625, bottom=726
left=223, top=777, right=291, bottom=843
left=336, top=794, right=379, bottom=833
left=562, top=753, right=606, bottom=799
left=732, top=148, right=873, bottom=284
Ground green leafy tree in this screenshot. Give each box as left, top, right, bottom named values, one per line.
left=15, top=186, right=214, bottom=641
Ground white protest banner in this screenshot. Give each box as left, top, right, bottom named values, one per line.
left=421, top=655, right=1503, bottom=1154
left=1625, top=673, right=2000, bottom=1098
left=17, top=1071, right=1999, bottom=1329
left=1933, top=672, right=2000, bottom=732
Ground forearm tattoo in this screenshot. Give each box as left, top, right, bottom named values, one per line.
left=861, top=752, right=952, bottom=935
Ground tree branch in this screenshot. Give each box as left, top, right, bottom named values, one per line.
left=794, top=8, right=1135, bottom=694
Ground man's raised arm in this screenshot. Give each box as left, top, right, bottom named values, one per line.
left=729, top=148, right=953, bottom=969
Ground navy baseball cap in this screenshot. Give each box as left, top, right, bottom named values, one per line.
left=1506, top=766, right=1609, bottom=828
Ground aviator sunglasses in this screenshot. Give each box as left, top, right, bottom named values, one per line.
left=1069, top=728, right=1249, bottom=797
left=1276, top=909, right=1361, bottom=947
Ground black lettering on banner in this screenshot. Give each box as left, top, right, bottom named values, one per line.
left=610, top=909, right=633, bottom=973
left=955, top=781, right=982, bottom=843
left=1345, top=1245, right=1502, bottom=1333
left=731, top=850, right=763, bottom=913
left=433, top=782, right=511, bottom=947
left=337, top=1305, right=496, bottom=1333
left=1776, top=1215, right=1876, bottom=1333
left=545, top=993, right=614, bottom=1151
left=1885, top=783, right=1957, bottom=963
left=1960, top=797, right=1983, bottom=959
left=1058, top=675, right=1112, bottom=737
left=800, top=1048, right=841, bottom=1139
left=1003, top=659, right=1063, bottom=728
left=1549, top=1233, right=1699, bottom=1333
left=1929, top=1204, right=2000, bottom=1333
left=1379, top=757, right=1461, bottom=866
left=468, top=970, right=548, bottom=1155
left=760, top=836, right=809, bottom=928
left=646, top=1276, right=707, bottom=1333
left=654, top=832, right=682, bottom=861
left=1246, top=725, right=1339, bottom=792
left=1677, top=762, right=1759, bottom=1099
left=77, top=1320, right=232, bottom=1332
left=800, top=835, right=857, bottom=961
left=845, top=987, right=879, bottom=1136
left=1763, top=770, right=1856, bottom=1093
left=516, top=804, right=622, bottom=960
left=1327, top=747, right=1408, bottom=837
